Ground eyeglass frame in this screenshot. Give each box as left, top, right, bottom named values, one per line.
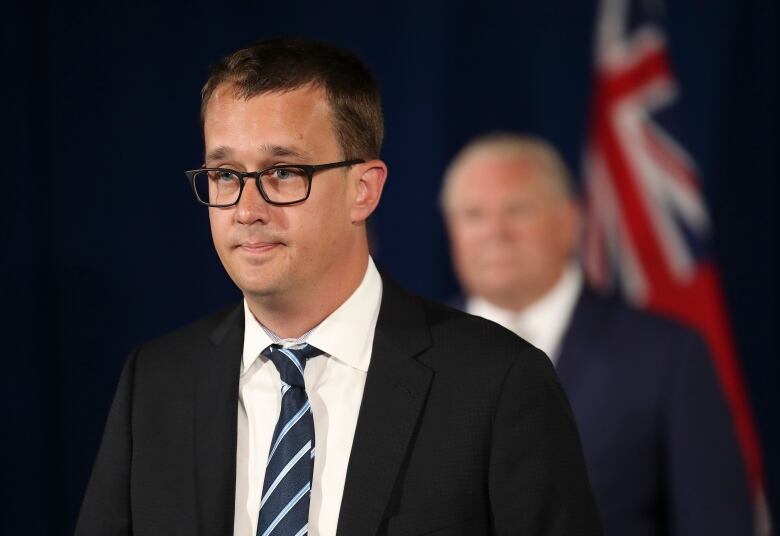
left=184, top=159, right=365, bottom=207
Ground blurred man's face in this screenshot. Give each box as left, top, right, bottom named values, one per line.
left=203, top=84, right=360, bottom=303
left=445, top=151, right=578, bottom=310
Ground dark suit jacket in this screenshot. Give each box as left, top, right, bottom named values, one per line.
left=76, top=277, right=601, bottom=535
left=452, top=288, right=753, bottom=535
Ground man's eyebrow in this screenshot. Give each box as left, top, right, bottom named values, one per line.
left=205, top=146, right=232, bottom=163
left=258, top=144, right=313, bottom=161
left=204, top=144, right=314, bottom=165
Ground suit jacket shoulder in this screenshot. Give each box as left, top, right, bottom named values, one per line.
left=76, top=302, right=246, bottom=536
left=133, top=302, right=242, bottom=368
left=337, top=277, right=601, bottom=535
left=420, top=292, right=548, bottom=374
left=558, top=288, right=753, bottom=536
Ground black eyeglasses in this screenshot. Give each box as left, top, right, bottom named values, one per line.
left=185, top=159, right=364, bottom=207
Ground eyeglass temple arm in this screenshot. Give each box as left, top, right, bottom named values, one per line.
left=310, top=159, right=364, bottom=172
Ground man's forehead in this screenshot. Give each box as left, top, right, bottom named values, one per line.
left=202, top=83, right=337, bottom=162
left=446, top=151, right=562, bottom=212
left=206, top=143, right=313, bottom=163
left=460, top=151, right=540, bottom=178
left=452, top=153, right=546, bottom=195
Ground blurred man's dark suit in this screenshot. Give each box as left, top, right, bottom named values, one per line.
left=76, top=276, right=601, bottom=535
left=454, top=286, right=753, bottom=535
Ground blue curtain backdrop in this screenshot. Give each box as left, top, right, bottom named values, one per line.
left=1, top=1, right=776, bottom=533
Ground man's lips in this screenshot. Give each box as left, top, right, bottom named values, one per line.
left=236, top=241, right=282, bottom=253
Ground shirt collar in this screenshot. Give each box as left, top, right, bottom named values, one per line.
left=514, top=262, right=582, bottom=360
left=242, top=256, right=383, bottom=374
left=242, top=303, right=276, bottom=375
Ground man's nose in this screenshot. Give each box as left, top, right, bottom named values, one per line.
left=482, top=213, right=514, bottom=241
left=236, top=177, right=271, bottom=224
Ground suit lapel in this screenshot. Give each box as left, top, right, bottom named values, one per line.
left=555, top=289, right=608, bottom=397
left=337, top=277, right=434, bottom=536
left=194, top=304, right=244, bottom=536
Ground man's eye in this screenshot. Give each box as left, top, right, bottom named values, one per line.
left=210, top=170, right=236, bottom=182
left=267, top=167, right=305, bottom=180
left=274, top=167, right=297, bottom=180
left=461, top=209, right=485, bottom=222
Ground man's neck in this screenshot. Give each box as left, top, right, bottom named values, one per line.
left=483, top=265, right=568, bottom=313
left=244, top=253, right=370, bottom=339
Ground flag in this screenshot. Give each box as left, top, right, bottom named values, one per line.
left=582, top=0, right=770, bottom=533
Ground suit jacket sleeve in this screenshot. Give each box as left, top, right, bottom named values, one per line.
left=74, top=348, right=138, bottom=536
left=665, top=332, right=754, bottom=535
left=488, top=346, right=602, bottom=535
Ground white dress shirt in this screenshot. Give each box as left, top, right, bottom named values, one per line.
left=467, top=262, right=583, bottom=363
left=234, top=258, right=383, bottom=536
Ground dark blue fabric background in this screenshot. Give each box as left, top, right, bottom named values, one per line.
left=1, top=1, right=776, bottom=533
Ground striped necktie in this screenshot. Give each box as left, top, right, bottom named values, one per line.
left=257, top=343, right=321, bottom=536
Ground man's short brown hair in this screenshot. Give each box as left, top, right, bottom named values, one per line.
left=201, top=38, right=384, bottom=160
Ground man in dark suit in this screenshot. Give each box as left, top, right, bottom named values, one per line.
left=76, top=40, right=601, bottom=535
left=440, top=133, right=754, bottom=535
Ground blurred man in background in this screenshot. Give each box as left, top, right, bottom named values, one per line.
left=441, top=132, right=754, bottom=535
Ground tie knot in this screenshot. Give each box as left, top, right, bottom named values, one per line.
left=261, top=343, right=322, bottom=387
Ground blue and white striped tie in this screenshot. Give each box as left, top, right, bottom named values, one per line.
left=257, top=343, right=321, bottom=536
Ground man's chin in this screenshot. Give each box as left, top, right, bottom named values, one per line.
left=229, top=271, right=281, bottom=300
left=473, top=278, right=530, bottom=307
left=227, top=257, right=287, bottom=297
left=474, top=269, right=521, bottom=291
left=236, top=279, right=283, bottom=299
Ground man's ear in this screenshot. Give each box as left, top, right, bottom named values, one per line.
left=351, top=160, right=388, bottom=223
